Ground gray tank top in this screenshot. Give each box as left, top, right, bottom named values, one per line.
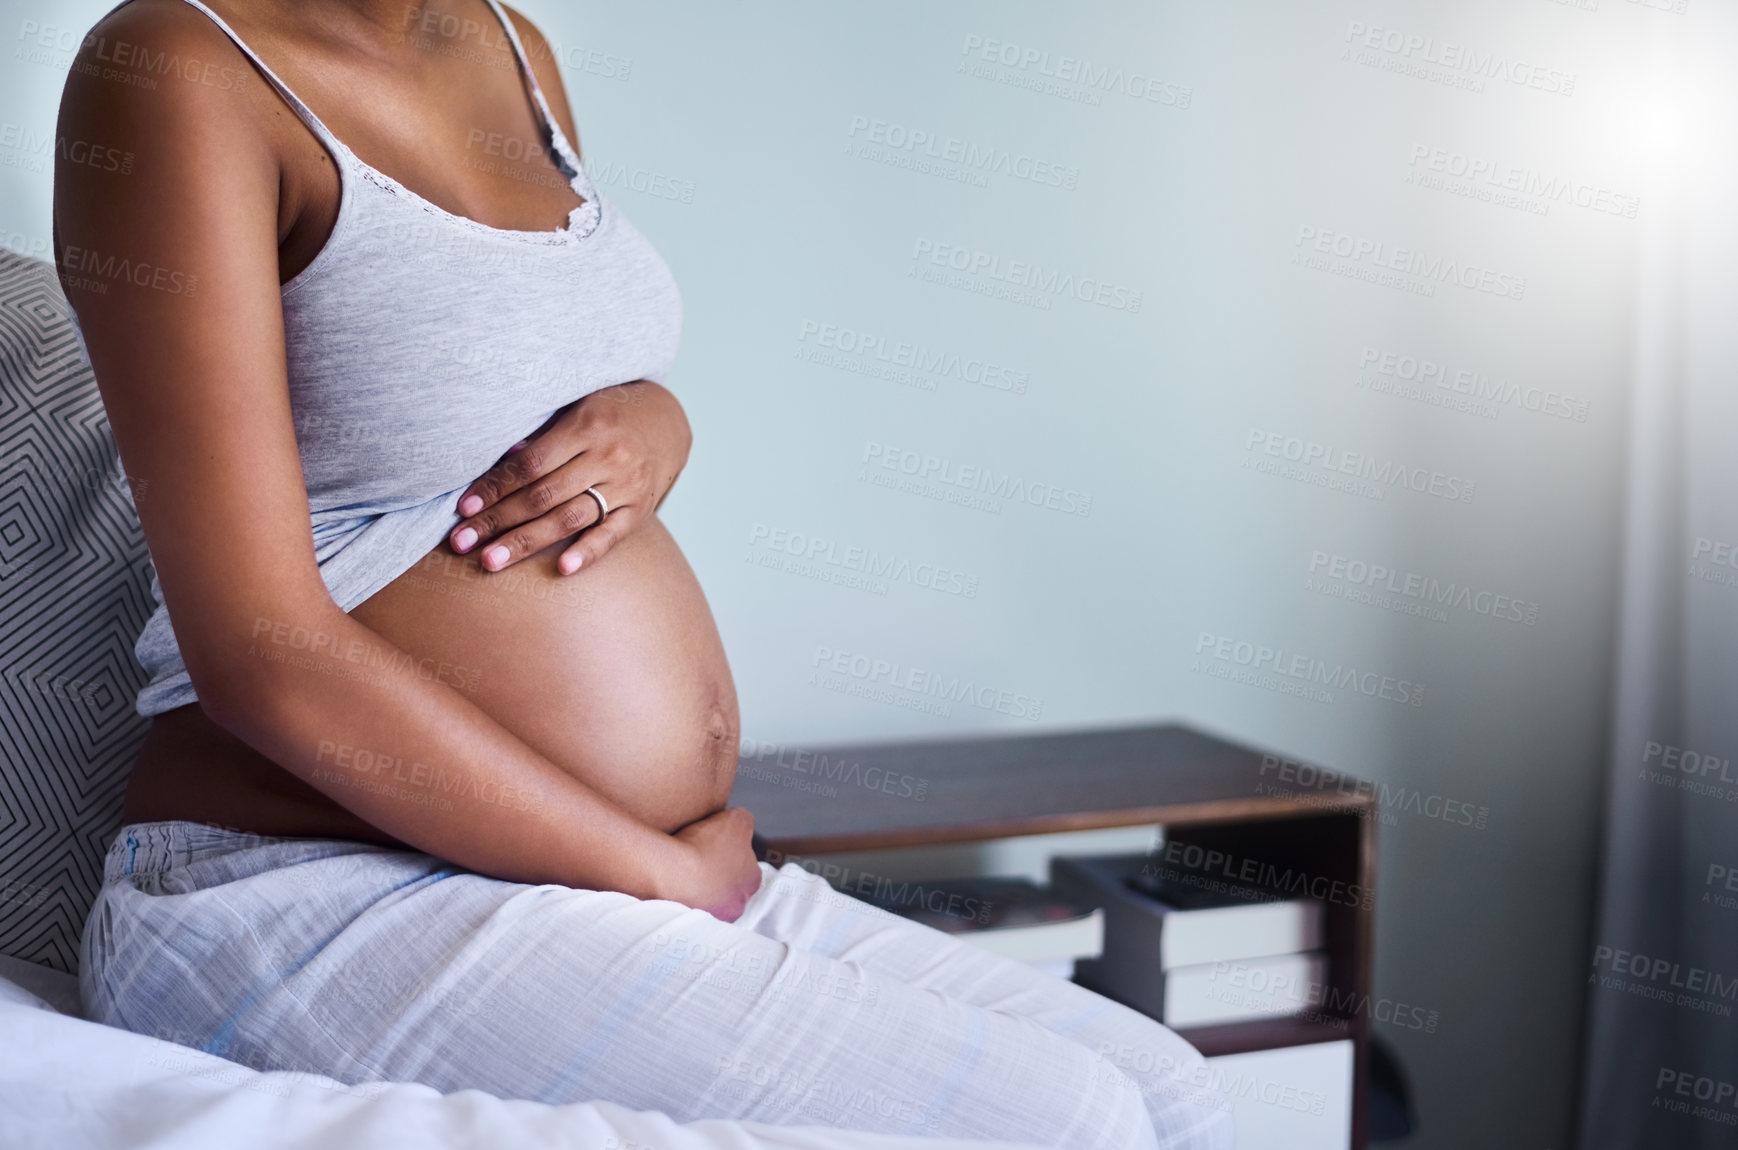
left=113, top=0, right=683, bottom=716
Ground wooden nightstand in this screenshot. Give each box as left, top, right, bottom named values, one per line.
left=731, top=721, right=1376, bottom=1149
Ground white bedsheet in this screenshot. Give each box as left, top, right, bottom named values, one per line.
left=0, top=958, right=1050, bottom=1150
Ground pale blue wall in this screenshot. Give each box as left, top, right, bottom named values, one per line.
left=1, top=1, right=1672, bottom=1146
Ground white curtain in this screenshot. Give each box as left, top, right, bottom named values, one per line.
left=1579, top=4, right=1738, bottom=1146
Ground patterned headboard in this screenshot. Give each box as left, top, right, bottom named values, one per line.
left=0, top=248, right=153, bottom=972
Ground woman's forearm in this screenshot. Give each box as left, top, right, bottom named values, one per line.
left=199, top=599, right=686, bottom=897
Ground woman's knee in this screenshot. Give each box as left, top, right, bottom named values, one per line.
left=1072, top=1054, right=1164, bottom=1150
left=1083, top=1027, right=1234, bottom=1148
left=1140, top=1081, right=1236, bottom=1150
left=1084, top=1058, right=1233, bottom=1149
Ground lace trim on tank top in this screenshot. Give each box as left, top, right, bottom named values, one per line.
left=346, top=145, right=600, bottom=244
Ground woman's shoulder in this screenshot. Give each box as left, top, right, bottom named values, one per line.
left=67, top=0, right=260, bottom=93
left=59, top=0, right=280, bottom=158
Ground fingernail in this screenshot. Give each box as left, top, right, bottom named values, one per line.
left=458, top=494, right=483, bottom=517
left=559, top=553, right=582, bottom=575
left=483, top=545, right=509, bottom=570
left=509, top=440, right=528, bottom=452
left=452, top=526, right=478, bottom=552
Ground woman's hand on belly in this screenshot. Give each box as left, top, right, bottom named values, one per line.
left=447, top=380, right=690, bottom=577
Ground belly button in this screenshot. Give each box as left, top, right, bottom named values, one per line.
left=701, top=705, right=739, bottom=775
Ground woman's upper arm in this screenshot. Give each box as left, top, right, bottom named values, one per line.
left=54, top=3, right=331, bottom=705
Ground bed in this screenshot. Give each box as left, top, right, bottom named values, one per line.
left=0, top=955, right=1048, bottom=1150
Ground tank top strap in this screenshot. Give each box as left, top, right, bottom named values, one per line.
left=161, top=0, right=351, bottom=163
left=479, top=0, right=583, bottom=165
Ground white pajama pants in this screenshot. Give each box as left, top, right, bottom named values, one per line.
left=81, top=820, right=1234, bottom=1149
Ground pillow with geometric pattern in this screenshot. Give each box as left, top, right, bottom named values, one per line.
left=0, top=248, right=152, bottom=973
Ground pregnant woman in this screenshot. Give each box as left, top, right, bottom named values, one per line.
left=57, top=2, right=1231, bottom=1146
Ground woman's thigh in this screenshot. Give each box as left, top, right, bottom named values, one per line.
left=738, top=863, right=1235, bottom=1150
left=82, top=831, right=1159, bottom=1150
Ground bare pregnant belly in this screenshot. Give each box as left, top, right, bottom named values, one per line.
left=354, top=515, right=740, bottom=830
left=122, top=516, right=741, bottom=839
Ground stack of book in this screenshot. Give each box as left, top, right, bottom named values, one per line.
left=1052, top=852, right=1328, bottom=1029
left=845, top=875, right=1105, bottom=978
left=834, top=851, right=1330, bottom=1023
